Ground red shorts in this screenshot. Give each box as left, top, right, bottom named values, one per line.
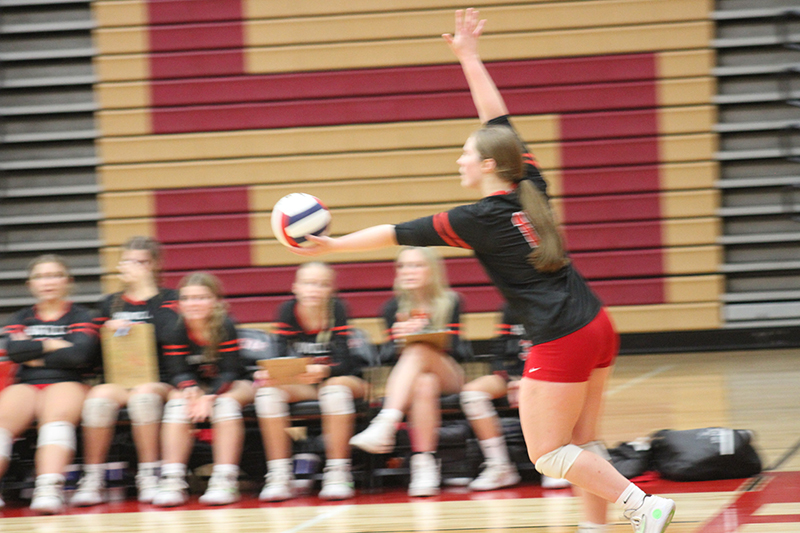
left=522, top=308, right=619, bottom=383
left=30, top=383, right=55, bottom=391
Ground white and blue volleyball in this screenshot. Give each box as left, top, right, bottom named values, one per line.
left=271, top=193, right=331, bottom=248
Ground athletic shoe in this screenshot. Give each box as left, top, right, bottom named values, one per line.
left=30, top=475, right=65, bottom=515
left=199, top=472, right=240, bottom=506
left=152, top=474, right=188, bottom=507
left=541, top=475, right=571, bottom=489
left=259, top=470, right=294, bottom=502
left=408, top=453, right=440, bottom=497
left=623, top=494, right=676, bottom=533
left=318, top=465, right=355, bottom=500
left=468, top=461, right=521, bottom=491
left=349, top=415, right=396, bottom=454
left=71, top=469, right=106, bottom=507
left=136, top=467, right=160, bottom=504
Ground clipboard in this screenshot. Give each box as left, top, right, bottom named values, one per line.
left=402, top=330, right=451, bottom=351
left=257, top=357, right=311, bottom=385
left=100, top=322, right=160, bottom=389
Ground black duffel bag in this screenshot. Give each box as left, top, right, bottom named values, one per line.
left=651, top=428, right=762, bottom=481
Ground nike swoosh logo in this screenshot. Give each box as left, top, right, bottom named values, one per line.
left=528, top=367, right=541, bottom=373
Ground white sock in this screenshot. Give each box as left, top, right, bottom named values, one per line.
left=577, top=522, right=607, bottom=533
left=377, top=408, right=403, bottom=424
left=83, top=463, right=105, bottom=476
left=36, top=473, right=65, bottom=486
left=326, top=458, right=350, bottom=471
left=616, top=483, right=646, bottom=510
left=138, top=461, right=160, bottom=474
left=268, top=458, right=293, bottom=474
left=212, top=464, right=239, bottom=478
left=160, top=463, right=186, bottom=478
left=479, top=436, right=511, bottom=465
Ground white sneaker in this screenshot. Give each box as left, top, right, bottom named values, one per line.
left=468, top=461, right=521, bottom=491
left=349, top=415, right=396, bottom=454
left=259, top=470, right=294, bottom=502
left=71, top=469, right=106, bottom=507
left=541, top=475, right=571, bottom=489
left=623, top=494, right=676, bottom=533
left=30, top=475, right=65, bottom=515
left=152, top=474, right=188, bottom=507
left=135, top=467, right=160, bottom=504
left=408, top=453, right=440, bottom=497
left=199, top=473, right=240, bottom=506
left=318, top=465, right=355, bottom=500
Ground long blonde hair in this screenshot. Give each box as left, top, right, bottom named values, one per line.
left=178, top=272, right=229, bottom=363
left=295, top=261, right=336, bottom=344
left=393, top=247, right=456, bottom=330
left=472, top=126, right=569, bottom=273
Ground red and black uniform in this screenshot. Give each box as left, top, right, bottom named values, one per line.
left=273, top=297, right=362, bottom=378
left=161, top=318, right=244, bottom=394
left=394, top=115, right=618, bottom=382
left=491, top=305, right=530, bottom=381
left=93, top=288, right=179, bottom=382
left=380, top=295, right=470, bottom=363
left=3, top=303, right=99, bottom=385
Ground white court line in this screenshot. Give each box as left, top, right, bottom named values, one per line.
left=281, top=504, right=352, bottom=533
left=606, top=364, right=676, bottom=397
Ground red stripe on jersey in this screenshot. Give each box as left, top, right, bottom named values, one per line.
left=165, top=351, right=191, bottom=356
left=512, top=211, right=541, bottom=248
left=178, top=380, right=198, bottom=390
left=433, top=212, right=472, bottom=249
left=163, top=345, right=187, bottom=349
left=523, top=152, right=539, bottom=168
left=218, top=346, right=238, bottom=353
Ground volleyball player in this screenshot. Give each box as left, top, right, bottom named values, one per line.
left=291, top=9, right=675, bottom=533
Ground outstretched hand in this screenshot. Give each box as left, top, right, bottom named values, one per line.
left=289, top=235, right=336, bottom=256
left=442, top=8, right=486, bottom=60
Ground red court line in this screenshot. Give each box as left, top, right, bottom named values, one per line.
left=148, top=0, right=242, bottom=25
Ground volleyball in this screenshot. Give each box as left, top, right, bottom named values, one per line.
left=271, top=193, right=331, bottom=248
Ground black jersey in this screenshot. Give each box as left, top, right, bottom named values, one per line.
left=94, top=288, right=179, bottom=381
left=394, top=115, right=602, bottom=346
left=273, top=297, right=362, bottom=378
left=380, top=294, right=470, bottom=362
left=161, top=317, right=244, bottom=394
left=491, top=305, right=531, bottom=379
left=3, top=303, right=99, bottom=385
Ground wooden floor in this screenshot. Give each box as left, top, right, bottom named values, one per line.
left=1, top=348, right=799, bottom=532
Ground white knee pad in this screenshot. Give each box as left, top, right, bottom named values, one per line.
left=81, top=397, right=120, bottom=428
left=37, top=421, right=76, bottom=451
left=211, top=396, right=242, bottom=423
left=0, top=427, right=13, bottom=460
left=255, top=387, right=289, bottom=419
left=534, top=444, right=583, bottom=479
left=162, top=399, right=190, bottom=425
left=128, top=393, right=163, bottom=426
left=459, top=390, right=496, bottom=421
left=580, top=440, right=611, bottom=462
left=318, top=384, right=354, bottom=416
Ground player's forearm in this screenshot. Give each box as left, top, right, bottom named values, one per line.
left=333, top=225, right=398, bottom=252
left=459, top=54, right=508, bottom=124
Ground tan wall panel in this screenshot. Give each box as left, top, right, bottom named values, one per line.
left=664, top=245, right=721, bottom=275
left=95, top=54, right=149, bottom=84
left=99, top=191, right=154, bottom=219
left=99, top=219, right=155, bottom=248
left=660, top=190, right=718, bottom=218
left=245, top=22, right=712, bottom=75
left=608, top=302, right=721, bottom=332
left=660, top=162, right=718, bottom=191
left=657, top=49, right=715, bottom=79
left=93, top=1, right=146, bottom=28
left=663, top=218, right=720, bottom=246
left=658, top=77, right=716, bottom=107
left=244, top=1, right=711, bottom=48
left=96, top=83, right=150, bottom=111
left=98, top=109, right=150, bottom=138
left=666, top=275, right=723, bottom=304
left=660, top=133, right=716, bottom=163
left=659, top=106, right=716, bottom=135
left=95, top=27, right=148, bottom=55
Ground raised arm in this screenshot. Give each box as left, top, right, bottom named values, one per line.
left=443, top=8, right=508, bottom=124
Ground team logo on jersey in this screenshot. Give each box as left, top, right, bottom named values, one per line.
left=511, top=211, right=540, bottom=248
left=25, top=324, right=68, bottom=338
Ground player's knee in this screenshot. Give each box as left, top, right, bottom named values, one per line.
left=37, top=421, right=76, bottom=451
left=318, top=384, right=354, bottom=416
left=255, top=387, right=289, bottom=419
left=162, top=398, right=189, bottom=425
left=0, top=427, right=13, bottom=460
left=578, top=440, right=611, bottom=461
left=128, top=393, right=163, bottom=426
left=413, top=373, right=440, bottom=400
left=459, top=390, right=496, bottom=421
left=211, top=396, right=242, bottom=424
left=81, top=397, right=120, bottom=428
left=533, top=444, right=583, bottom=479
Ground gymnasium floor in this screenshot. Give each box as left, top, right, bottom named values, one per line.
left=0, top=349, right=798, bottom=532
